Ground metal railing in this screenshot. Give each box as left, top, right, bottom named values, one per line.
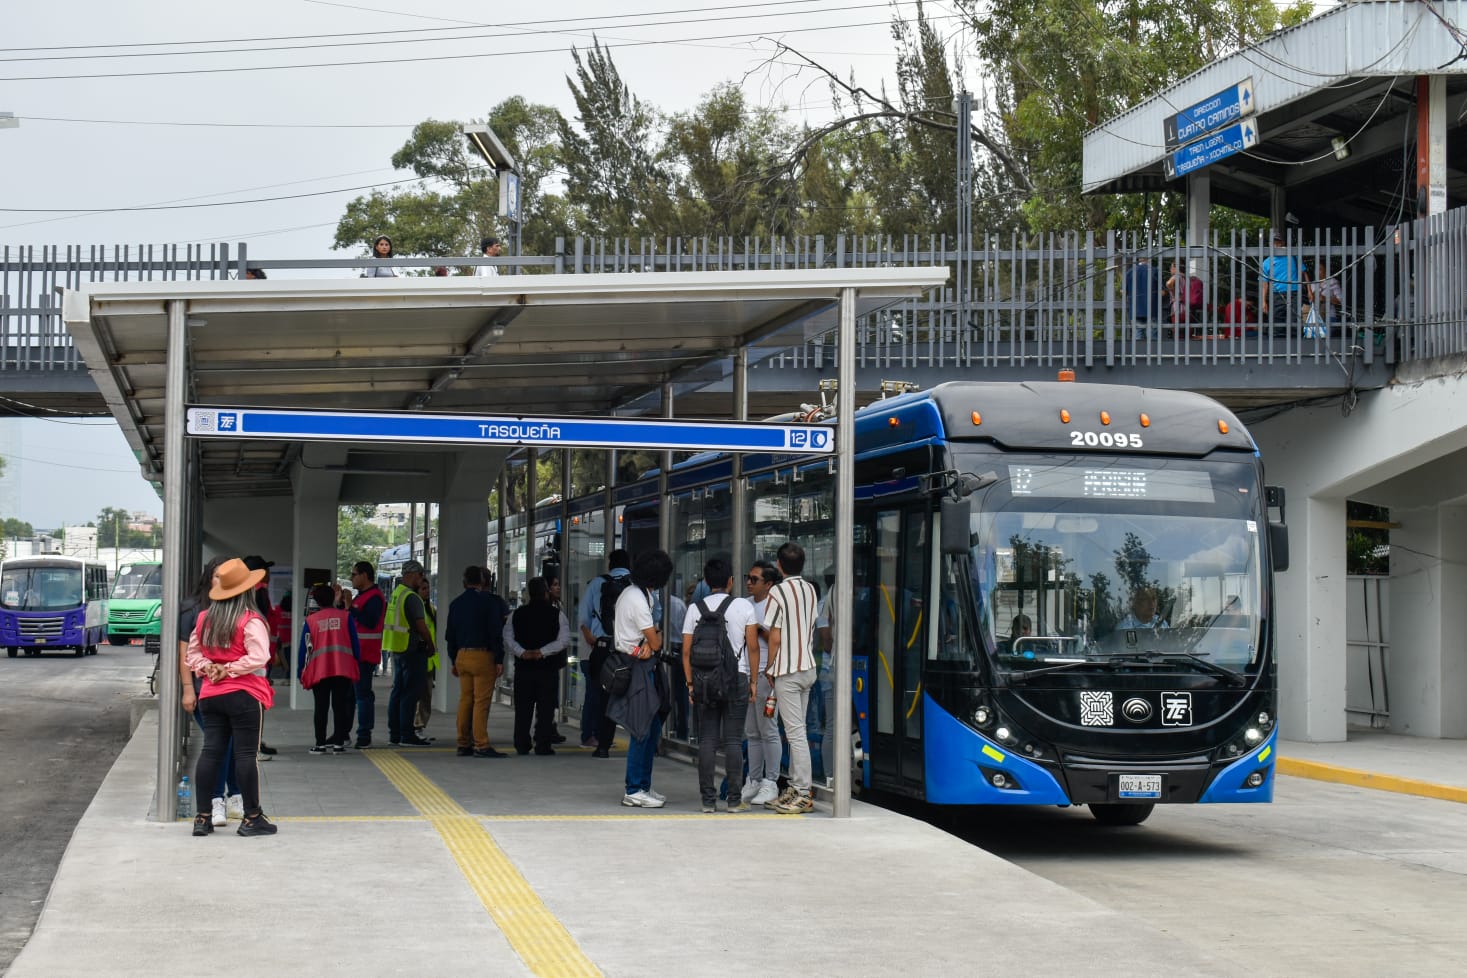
left=5, top=209, right=1465, bottom=378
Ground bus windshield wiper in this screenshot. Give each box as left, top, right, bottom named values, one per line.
left=1107, top=650, right=1249, bottom=688
left=1005, top=657, right=1119, bottom=684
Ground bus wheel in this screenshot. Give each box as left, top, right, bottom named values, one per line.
left=86, top=645, right=98, bottom=656
left=1089, top=803, right=1155, bottom=826
left=74, top=646, right=85, bottom=657
left=107, top=634, right=127, bottom=646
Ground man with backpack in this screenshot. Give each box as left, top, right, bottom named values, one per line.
left=578, top=549, right=632, bottom=757
left=681, top=557, right=757, bottom=813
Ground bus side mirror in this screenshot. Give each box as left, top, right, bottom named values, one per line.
left=941, top=497, right=972, bottom=555
left=1268, top=522, right=1290, bottom=573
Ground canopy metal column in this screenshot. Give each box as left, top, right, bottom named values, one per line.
left=832, top=288, right=856, bottom=818
left=156, top=300, right=188, bottom=821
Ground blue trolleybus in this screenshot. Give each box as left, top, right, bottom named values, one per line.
left=595, top=380, right=1288, bottom=825
left=1, top=555, right=110, bottom=658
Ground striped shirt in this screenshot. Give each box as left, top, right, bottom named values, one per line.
left=765, top=575, right=819, bottom=677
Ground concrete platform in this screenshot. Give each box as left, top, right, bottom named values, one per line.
left=11, top=705, right=1464, bottom=977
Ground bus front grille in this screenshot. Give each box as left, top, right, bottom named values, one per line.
left=19, top=617, right=65, bottom=637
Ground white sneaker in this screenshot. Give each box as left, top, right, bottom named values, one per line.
left=225, top=794, right=244, bottom=820
left=620, top=790, right=665, bottom=809
left=644, top=788, right=666, bottom=803
left=740, top=780, right=760, bottom=803
left=210, top=797, right=227, bottom=828
left=750, top=779, right=780, bottom=806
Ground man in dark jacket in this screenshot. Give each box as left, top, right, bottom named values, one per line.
left=446, top=565, right=509, bottom=758
left=503, top=577, right=569, bottom=755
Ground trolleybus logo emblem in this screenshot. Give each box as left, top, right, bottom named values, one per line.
left=1121, top=697, right=1153, bottom=723
left=1161, top=691, right=1193, bottom=726
left=1079, top=690, right=1113, bottom=726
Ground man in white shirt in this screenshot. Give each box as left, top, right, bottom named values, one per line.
left=478, top=237, right=502, bottom=277
left=681, top=557, right=757, bottom=813
left=764, top=541, right=821, bottom=814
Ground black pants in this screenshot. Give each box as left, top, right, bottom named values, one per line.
left=312, top=675, right=355, bottom=746
left=195, top=690, right=263, bottom=816
left=513, top=662, right=559, bottom=752
left=696, top=691, right=749, bottom=805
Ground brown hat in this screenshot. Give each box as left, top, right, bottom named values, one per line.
left=210, top=558, right=267, bottom=600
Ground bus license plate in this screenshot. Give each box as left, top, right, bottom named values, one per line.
left=1118, top=774, right=1161, bottom=799
left=34, top=638, right=46, bottom=644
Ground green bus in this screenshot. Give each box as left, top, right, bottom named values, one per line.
left=108, top=561, right=162, bottom=646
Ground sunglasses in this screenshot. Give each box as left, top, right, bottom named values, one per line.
left=745, top=574, right=765, bottom=583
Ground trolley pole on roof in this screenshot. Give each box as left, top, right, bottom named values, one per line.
left=832, top=288, right=856, bottom=818
left=156, top=300, right=188, bottom=821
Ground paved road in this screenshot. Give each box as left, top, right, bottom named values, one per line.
left=0, top=646, right=142, bottom=974
left=919, top=778, right=1467, bottom=978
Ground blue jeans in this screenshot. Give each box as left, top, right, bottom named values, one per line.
left=579, top=659, right=603, bottom=745
left=624, top=713, right=664, bottom=795
left=387, top=651, right=427, bottom=742
left=355, top=666, right=376, bottom=741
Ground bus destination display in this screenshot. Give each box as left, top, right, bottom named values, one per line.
left=1009, top=464, right=1214, bottom=502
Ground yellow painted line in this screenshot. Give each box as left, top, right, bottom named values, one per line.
left=1276, top=757, right=1467, bottom=805
left=276, top=815, right=426, bottom=822
left=367, top=751, right=602, bottom=977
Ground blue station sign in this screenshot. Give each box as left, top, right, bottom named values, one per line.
left=1163, top=77, right=1255, bottom=151
left=185, top=406, right=835, bottom=454
left=1163, top=119, right=1261, bottom=180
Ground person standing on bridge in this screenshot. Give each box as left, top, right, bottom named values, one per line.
left=1259, top=232, right=1308, bottom=325
left=186, top=558, right=277, bottom=837
left=364, top=234, right=397, bottom=277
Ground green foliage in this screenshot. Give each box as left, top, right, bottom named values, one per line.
left=337, top=506, right=390, bottom=580
left=1346, top=501, right=1390, bottom=576
left=1, top=517, right=33, bottom=538
left=95, top=506, right=158, bottom=549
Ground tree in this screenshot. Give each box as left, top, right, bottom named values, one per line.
left=1, top=517, right=33, bottom=538
left=337, top=506, right=390, bottom=579
left=95, top=506, right=154, bottom=549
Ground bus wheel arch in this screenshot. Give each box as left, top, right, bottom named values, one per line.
left=1089, top=802, right=1155, bottom=826
left=5, top=647, right=14, bottom=658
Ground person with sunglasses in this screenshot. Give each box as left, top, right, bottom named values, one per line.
left=740, top=559, right=783, bottom=807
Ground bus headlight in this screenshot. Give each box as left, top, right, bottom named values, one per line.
left=973, top=705, right=992, bottom=727
left=1243, top=727, right=1263, bottom=746
left=150, top=605, right=162, bottom=619
left=995, top=726, right=1013, bottom=744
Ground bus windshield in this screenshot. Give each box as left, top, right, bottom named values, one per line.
left=112, top=564, right=162, bottom=600
left=945, top=454, right=1265, bottom=677
left=1, top=565, right=84, bottom=611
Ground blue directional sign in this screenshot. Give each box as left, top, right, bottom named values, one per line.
left=185, top=406, right=835, bottom=454
left=1163, top=119, right=1261, bottom=180
left=1163, top=77, right=1255, bottom=151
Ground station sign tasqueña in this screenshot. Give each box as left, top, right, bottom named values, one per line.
left=1163, top=118, right=1261, bottom=181
left=184, top=406, right=835, bottom=454
left=1163, top=77, right=1256, bottom=152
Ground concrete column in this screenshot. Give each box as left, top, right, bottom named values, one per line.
left=1186, top=170, right=1210, bottom=274
left=1273, top=494, right=1348, bottom=742
left=438, top=450, right=499, bottom=713
left=1270, top=187, right=1287, bottom=238
left=1417, top=75, right=1447, bottom=216
left=1387, top=503, right=1467, bottom=737
left=289, top=450, right=344, bottom=711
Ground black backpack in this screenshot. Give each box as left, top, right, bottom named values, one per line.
left=596, top=573, right=631, bottom=636
left=688, top=597, right=739, bottom=704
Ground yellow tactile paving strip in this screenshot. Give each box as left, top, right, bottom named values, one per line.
left=1278, top=756, right=1467, bottom=804
left=365, top=750, right=603, bottom=978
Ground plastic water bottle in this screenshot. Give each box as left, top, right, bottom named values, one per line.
left=176, top=775, right=191, bottom=820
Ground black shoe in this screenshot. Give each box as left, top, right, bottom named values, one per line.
left=474, top=747, right=506, bottom=758
left=388, top=739, right=401, bottom=746
left=456, top=746, right=474, bottom=757
left=534, top=746, right=556, bottom=756
left=258, top=742, right=278, bottom=756
left=401, top=736, right=433, bottom=747
left=591, top=748, right=610, bottom=758
left=551, top=733, right=567, bottom=744
left=354, top=739, right=373, bottom=750
left=192, top=814, right=213, bottom=836
left=237, top=812, right=278, bottom=837
left=516, top=747, right=531, bottom=756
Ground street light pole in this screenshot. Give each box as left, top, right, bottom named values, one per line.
left=462, top=125, right=522, bottom=272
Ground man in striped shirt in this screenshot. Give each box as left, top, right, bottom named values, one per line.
left=763, top=541, right=821, bottom=815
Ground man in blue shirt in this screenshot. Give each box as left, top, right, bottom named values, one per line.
left=1125, top=255, right=1155, bottom=339
left=578, top=549, right=631, bottom=756
left=1259, top=232, right=1309, bottom=323
left=446, top=565, right=509, bottom=757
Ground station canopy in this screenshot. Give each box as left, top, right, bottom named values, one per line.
left=63, top=267, right=946, bottom=499
left=1082, top=1, right=1467, bottom=226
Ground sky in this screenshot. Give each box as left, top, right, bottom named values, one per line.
left=0, top=0, right=952, bottom=531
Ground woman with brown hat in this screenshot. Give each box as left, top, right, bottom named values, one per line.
left=184, top=557, right=278, bottom=837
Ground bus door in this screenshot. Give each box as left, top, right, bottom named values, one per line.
left=868, top=506, right=929, bottom=793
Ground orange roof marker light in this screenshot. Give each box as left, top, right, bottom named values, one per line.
left=1140, top=413, right=1151, bottom=428
left=1218, top=419, right=1230, bottom=435
left=971, top=411, right=982, bottom=426
left=1060, top=409, right=1071, bottom=424
left=1100, top=411, right=1111, bottom=426
left=889, top=416, right=901, bottom=428
left=1057, top=369, right=1075, bottom=382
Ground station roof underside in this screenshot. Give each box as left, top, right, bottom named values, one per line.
left=1083, top=2, right=1467, bottom=227
left=63, top=268, right=946, bottom=499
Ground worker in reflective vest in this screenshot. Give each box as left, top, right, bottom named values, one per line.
left=382, top=559, right=434, bottom=747
left=299, top=585, right=360, bottom=752
left=337, top=561, right=386, bottom=750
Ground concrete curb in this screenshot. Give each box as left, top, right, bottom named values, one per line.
left=1277, top=756, right=1467, bottom=804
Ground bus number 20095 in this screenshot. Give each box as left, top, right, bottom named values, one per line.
left=1070, top=430, right=1143, bottom=448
